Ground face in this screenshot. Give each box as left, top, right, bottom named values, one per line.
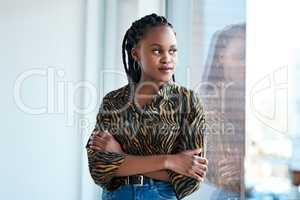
left=132, top=25, right=177, bottom=85
left=220, top=37, right=245, bottom=82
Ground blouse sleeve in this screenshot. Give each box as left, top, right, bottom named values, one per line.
left=167, top=91, right=206, bottom=200
left=85, top=97, right=126, bottom=191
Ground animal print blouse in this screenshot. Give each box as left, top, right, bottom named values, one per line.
left=86, top=80, right=206, bottom=200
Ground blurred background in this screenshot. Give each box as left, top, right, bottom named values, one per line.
left=246, top=1, right=300, bottom=200
left=0, top=0, right=299, bottom=200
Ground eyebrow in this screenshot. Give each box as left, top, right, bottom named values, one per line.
left=149, top=43, right=177, bottom=48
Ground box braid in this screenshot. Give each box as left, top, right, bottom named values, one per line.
left=122, top=13, right=176, bottom=84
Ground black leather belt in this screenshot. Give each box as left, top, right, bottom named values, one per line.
left=124, top=175, right=152, bottom=186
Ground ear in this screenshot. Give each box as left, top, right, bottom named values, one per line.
left=131, top=47, right=140, bottom=61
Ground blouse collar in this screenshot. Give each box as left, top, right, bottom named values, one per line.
left=126, top=79, right=175, bottom=104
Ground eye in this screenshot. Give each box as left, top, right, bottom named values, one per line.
left=152, top=49, right=161, bottom=55
left=169, top=48, right=177, bottom=55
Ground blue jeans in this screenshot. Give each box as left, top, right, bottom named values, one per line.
left=101, top=179, right=177, bottom=200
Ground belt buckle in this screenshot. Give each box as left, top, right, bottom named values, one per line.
left=126, top=175, right=144, bottom=186
left=133, top=175, right=144, bottom=186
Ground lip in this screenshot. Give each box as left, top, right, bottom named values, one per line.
left=158, top=65, right=173, bottom=70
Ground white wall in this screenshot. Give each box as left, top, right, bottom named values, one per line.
left=0, top=0, right=85, bottom=200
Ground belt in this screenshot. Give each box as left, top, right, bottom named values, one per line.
left=124, top=175, right=153, bottom=186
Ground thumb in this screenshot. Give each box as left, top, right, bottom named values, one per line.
left=184, top=148, right=202, bottom=155
left=102, top=131, right=111, bottom=137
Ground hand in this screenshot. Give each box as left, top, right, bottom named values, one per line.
left=218, top=157, right=241, bottom=188
left=292, top=170, right=300, bottom=186
left=165, top=148, right=208, bottom=182
left=88, top=131, right=124, bottom=154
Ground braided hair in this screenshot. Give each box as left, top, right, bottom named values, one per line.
left=122, top=13, right=176, bottom=84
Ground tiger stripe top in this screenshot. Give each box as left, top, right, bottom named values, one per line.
left=86, top=80, right=206, bottom=200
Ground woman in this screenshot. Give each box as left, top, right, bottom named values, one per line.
left=201, top=24, right=245, bottom=199
left=86, top=13, right=208, bottom=200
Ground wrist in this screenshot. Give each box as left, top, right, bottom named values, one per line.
left=119, top=148, right=126, bottom=155
left=163, top=154, right=172, bottom=170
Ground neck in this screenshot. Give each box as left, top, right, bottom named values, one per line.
left=135, top=81, right=160, bottom=96
left=136, top=77, right=170, bottom=95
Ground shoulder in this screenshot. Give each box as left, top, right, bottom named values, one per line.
left=165, top=82, right=205, bottom=118
left=101, top=84, right=130, bottom=110
left=103, top=84, right=129, bottom=100
left=169, top=82, right=203, bottom=108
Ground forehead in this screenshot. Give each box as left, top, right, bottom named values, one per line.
left=141, top=25, right=176, bottom=46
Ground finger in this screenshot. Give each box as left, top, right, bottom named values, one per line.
left=219, top=168, right=240, bottom=178
left=193, top=162, right=208, bottom=174
left=184, top=148, right=202, bottom=156
left=103, top=132, right=114, bottom=140
left=90, top=140, right=106, bottom=148
left=218, top=161, right=238, bottom=172
left=192, top=172, right=204, bottom=182
left=94, top=134, right=112, bottom=143
left=95, top=132, right=105, bottom=137
left=97, top=133, right=110, bottom=140
left=92, top=130, right=98, bottom=135
left=220, top=172, right=240, bottom=183
left=94, top=137, right=109, bottom=143
left=222, top=176, right=240, bottom=183
left=104, top=131, right=112, bottom=136
left=197, top=171, right=206, bottom=178
left=93, top=134, right=107, bottom=141
left=90, top=145, right=104, bottom=151
left=218, top=158, right=236, bottom=166
left=94, top=131, right=110, bottom=137
left=187, top=168, right=201, bottom=181
left=219, top=164, right=237, bottom=174
left=192, top=164, right=206, bottom=177
left=194, top=156, right=208, bottom=165
left=192, top=148, right=202, bottom=155
left=221, top=172, right=240, bottom=180
left=92, top=130, right=101, bottom=137
left=89, top=132, right=97, bottom=140
left=101, top=131, right=112, bottom=137
left=89, top=137, right=106, bottom=146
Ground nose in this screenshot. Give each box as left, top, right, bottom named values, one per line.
left=161, top=52, right=172, bottom=63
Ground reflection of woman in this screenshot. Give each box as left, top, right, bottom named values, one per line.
left=201, top=24, right=245, bottom=199
left=85, top=14, right=208, bottom=200
left=290, top=138, right=300, bottom=199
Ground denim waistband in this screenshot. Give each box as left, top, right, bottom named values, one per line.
left=124, top=175, right=170, bottom=187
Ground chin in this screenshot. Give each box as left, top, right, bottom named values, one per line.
left=147, top=72, right=174, bottom=83
left=158, top=76, right=172, bottom=82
